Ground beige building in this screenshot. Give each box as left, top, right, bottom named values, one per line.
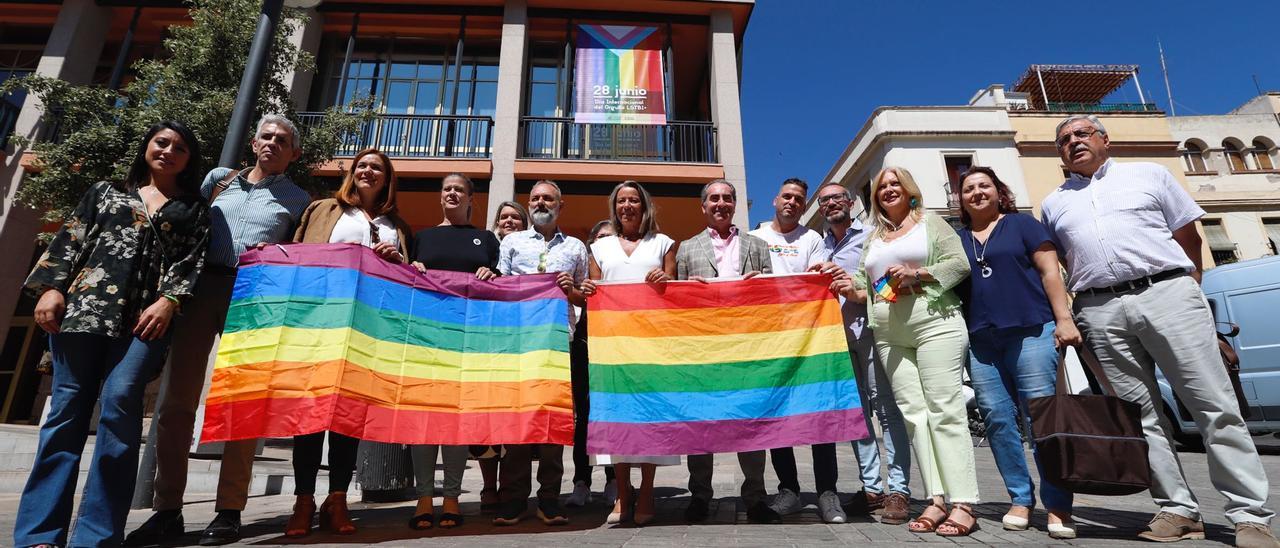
left=1169, top=93, right=1280, bottom=263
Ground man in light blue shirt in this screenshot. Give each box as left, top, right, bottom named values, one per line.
left=812, top=181, right=913, bottom=526
left=492, top=180, right=589, bottom=527
left=127, top=115, right=311, bottom=547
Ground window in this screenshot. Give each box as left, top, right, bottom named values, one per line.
left=1264, top=218, right=1280, bottom=255
left=1224, top=140, right=1249, bottom=172
left=1252, top=138, right=1275, bottom=171
left=943, top=155, right=973, bottom=200
left=1182, top=141, right=1208, bottom=173
left=1201, top=219, right=1238, bottom=265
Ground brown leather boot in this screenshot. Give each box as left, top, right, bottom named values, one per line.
left=880, top=492, right=910, bottom=525
left=284, top=496, right=316, bottom=538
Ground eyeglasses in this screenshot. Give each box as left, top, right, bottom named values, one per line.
left=537, top=250, right=548, bottom=273
left=1056, top=128, right=1101, bottom=148
left=817, top=194, right=849, bottom=206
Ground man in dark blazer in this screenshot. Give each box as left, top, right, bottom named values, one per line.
left=676, top=179, right=779, bottom=524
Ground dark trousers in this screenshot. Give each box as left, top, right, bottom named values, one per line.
left=293, top=431, right=359, bottom=495
left=570, top=312, right=614, bottom=486
left=770, top=444, right=839, bottom=494
left=498, top=444, right=564, bottom=503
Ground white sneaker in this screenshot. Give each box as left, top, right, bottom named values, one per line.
left=769, top=488, right=803, bottom=516
left=566, top=480, right=590, bottom=507
left=818, top=491, right=846, bottom=524
left=602, top=479, right=618, bottom=507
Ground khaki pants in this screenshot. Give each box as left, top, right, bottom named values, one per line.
left=150, top=272, right=258, bottom=511
left=1075, top=274, right=1273, bottom=525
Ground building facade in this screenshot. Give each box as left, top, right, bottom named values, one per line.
left=0, top=0, right=755, bottom=423
left=1169, top=93, right=1280, bottom=263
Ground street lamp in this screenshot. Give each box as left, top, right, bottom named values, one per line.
left=216, top=0, right=322, bottom=167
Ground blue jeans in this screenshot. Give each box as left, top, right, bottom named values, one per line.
left=968, top=321, right=1073, bottom=512
left=849, top=334, right=911, bottom=495
left=15, top=333, right=168, bottom=547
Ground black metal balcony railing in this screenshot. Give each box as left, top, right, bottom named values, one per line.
left=1045, top=102, right=1158, bottom=113
left=519, top=117, right=718, bottom=163
left=297, top=112, right=493, bottom=158
left=0, top=101, right=20, bottom=149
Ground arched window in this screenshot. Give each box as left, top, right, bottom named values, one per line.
left=1224, top=139, right=1248, bottom=172
left=1253, top=138, right=1275, bottom=171
left=1182, top=141, right=1207, bottom=172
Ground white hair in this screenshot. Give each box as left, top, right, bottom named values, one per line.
left=1055, top=114, right=1108, bottom=137
left=255, top=114, right=301, bottom=150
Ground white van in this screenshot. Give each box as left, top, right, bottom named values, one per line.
left=1158, top=255, right=1280, bottom=445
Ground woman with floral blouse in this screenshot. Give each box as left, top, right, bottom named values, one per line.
left=14, top=121, right=210, bottom=548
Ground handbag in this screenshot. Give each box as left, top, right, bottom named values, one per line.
left=1217, top=322, right=1251, bottom=419
left=1027, top=347, right=1151, bottom=496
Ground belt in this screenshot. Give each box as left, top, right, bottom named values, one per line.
left=1081, top=269, right=1186, bottom=297
left=204, top=264, right=238, bottom=277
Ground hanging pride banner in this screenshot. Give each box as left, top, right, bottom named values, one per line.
left=586, top=275, right=868, bottom=455
left=200, top=243, right=573, bottom=446
left=574, top=24, right=666, bottom=125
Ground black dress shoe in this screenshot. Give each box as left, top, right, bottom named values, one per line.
left=684, top=498, right=710, bottom=523
left=199, top=510, right=242, bottom=546
left=746, top=501, right=782, bottom=524
left=123, top=510, right=184, bottom=547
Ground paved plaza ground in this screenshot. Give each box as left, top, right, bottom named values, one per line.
left=2, top=426, right=1278, bottom=547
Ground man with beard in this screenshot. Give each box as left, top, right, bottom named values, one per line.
left=1041, top=114, right=1277, bottom=547
left=749, top=178, right=843, bottom=523
left=491, top=179, right=590, bottom=526
left=811, top=181, right=913, bottom=525
left=678, top=179, right=780, bottom=524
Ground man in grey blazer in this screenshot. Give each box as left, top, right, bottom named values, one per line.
left=677, top=179, right=780, bottom=524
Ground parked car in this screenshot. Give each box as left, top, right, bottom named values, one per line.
left=1157, top=255, right=1280, bottom=446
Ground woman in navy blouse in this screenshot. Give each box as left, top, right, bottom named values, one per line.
left=956, top=166, right=1081, bottom=539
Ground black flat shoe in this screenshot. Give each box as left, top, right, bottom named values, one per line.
left=199, top=510, right=241, bottom=546
left=685, top=498, right=709, bottom=523
left=124, top=510, right=185, bottom=547
left=408, top=513, right=435, bottom=530
left=438, top=512, right=464, bottom=529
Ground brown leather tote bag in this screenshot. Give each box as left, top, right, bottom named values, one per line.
left=1027, top=347, right=1152, bottom=496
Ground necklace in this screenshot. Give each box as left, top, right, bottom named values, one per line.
left=967, top=217, right=1003, bottom=279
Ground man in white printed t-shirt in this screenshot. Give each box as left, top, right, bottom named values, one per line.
left=749, top=178, right=844, bottom=523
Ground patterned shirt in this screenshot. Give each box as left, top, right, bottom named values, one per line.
left=822, top=218, right=870, bottom=340
left=25, top=181, right=210, bottom=337
left=202, top=167, right=311, bottom=268
left=1040, top=159, right=1204, bottom=292
left=497, top=227, right=588, bottom=282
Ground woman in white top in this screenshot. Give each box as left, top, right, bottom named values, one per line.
left=286, top=148, right=410, bottom=537
left=836, top=166, right=978, bottom=537
left=587, top=181, right=679, bottom=526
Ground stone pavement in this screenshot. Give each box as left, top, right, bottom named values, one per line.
left=2, top=427, right=1278, bottom=547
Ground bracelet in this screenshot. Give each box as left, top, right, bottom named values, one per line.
left=163, top=294, right=181, bottom=309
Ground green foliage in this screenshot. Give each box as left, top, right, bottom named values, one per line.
left=0, top=0, right=373, bottom=228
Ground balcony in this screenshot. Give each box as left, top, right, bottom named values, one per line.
left=1, top=102, right=19, bottom=149
left=1045, top=102, right=1158, bottom=113
left=297, top=113, right=493, bottom=158
left=518, top=117, right=717, bottom=164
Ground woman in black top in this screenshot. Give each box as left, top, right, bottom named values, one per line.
left=405, top=173, right=499, bottom=530
left=16, top=121, right=209, bottom=548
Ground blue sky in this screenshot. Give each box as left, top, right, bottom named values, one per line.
left=740, top=1, right=1280, bottom=224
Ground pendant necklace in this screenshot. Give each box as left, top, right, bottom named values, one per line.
left=969, top=217, right=1003, bottom=279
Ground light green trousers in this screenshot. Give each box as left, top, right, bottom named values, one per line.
left=872, top=294, right=979, bottom=503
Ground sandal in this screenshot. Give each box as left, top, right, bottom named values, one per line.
left=937, top=504, right=979, bottom=537
left=438, top=513, right=465, bottom=529
left=408, top=513, right=435, bottom=530
left=908, top=503, right=948, bottom=533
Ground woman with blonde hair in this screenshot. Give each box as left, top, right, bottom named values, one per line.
left=834, top=166, right=978, bottom=536
left=285, top=147, right=411, bottom=537
left=492, top=200, right=530, bottom=241
left=587, top=181, right=679, bottom=525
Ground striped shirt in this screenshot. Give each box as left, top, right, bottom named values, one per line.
left=201, top=167, right=312, bottom=268
left=1040, top=159, right=1204, bottom=292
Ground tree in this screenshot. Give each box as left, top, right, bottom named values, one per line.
left=0, top=0, right=372, bottom=229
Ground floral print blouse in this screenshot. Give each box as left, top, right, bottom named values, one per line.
left=25, top=181, right=211, bottom=337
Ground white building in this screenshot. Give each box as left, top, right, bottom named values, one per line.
left=1170, top=93, right=1280, bottom=262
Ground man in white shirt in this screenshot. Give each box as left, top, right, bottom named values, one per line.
left=750, top=179, right=843, bottom=523
left=492, top=180, right=589, bottom=527
left=1041, top=115, right=1276, bottom=547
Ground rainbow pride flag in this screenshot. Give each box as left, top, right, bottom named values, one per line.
left=200, top=243, right=573, bottom=446
left=573, top=24, right=667, bottom=125
left=873, top=273, right=901, bottom=303
left=587, top=275, right=867, bottom=456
